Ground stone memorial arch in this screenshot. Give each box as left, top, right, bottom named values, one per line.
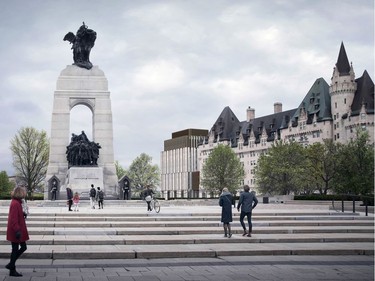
left=45, top=23, right=118, bottom=199
left=45, top=65, right=118, bottom=199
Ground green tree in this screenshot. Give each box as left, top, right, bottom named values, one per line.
left=115, top=160, right=127, bottom=179
left=127, top=153, right=160, bottom=191
left=334, top=130, right=374, bottom=195
left=305, top=140, right=341, bottom=195
left=255, top=140, right=306, bottom=195
left=10, top=127, right=49, bottom=197
left=0, top=171, right=14, bottom=197
left=201, top=144, right=244, bottom=194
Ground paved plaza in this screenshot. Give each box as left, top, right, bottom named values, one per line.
left=0, top=255, right=373, bottom=281
left=0, top=201, right=373, bottom=280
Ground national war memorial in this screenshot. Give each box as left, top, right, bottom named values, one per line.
left=45, top=23, right=118, bottom=200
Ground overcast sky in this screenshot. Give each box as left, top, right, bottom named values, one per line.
left=0, top=0, right=373, bottom=176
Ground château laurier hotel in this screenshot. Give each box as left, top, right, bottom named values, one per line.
left=160, top=43, right=374, bottom=199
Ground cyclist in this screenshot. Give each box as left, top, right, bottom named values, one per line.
left=143, top=185, right=155, bottom=212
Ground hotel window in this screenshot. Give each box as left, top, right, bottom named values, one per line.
left=335, top=102, right=337, bottom=108
left=344, top=98, right=346, bottom=104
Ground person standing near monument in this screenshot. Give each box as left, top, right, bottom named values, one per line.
left=66, top=186, right=73, bottom=212
left=237, top=185, right=258, bottom=237
left=123, top=179, right=130, bottom=200
left=51, top=180, right=57, bottom=201
left=89, top=184, right=96, bottom=209
left=219, top=188, right=233, bottom=238
left=96, top=187, right=104, bottom=209
left=73, top=192, right=80, bottom=212
left=6, top=186, right=29, bottom=277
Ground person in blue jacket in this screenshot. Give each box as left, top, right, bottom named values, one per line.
left=237, top=185, right=258, bottom=237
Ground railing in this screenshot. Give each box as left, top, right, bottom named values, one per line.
left=331, top=194, right=373, bottom=216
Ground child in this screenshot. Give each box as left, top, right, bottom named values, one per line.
left=73, top=192, right=80, bottom=212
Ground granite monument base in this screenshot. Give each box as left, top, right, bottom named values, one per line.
left=65, top=167, right=104, bottom=199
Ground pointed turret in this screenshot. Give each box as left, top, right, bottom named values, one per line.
left=336, top=42, right=351, bottom=75
left=330, top=42, right=357, bottom=111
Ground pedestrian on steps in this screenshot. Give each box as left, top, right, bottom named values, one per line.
left=237, top=185, right=258, bottom=237
left=96, top=187, right=104, bottom=209
left=73, top=192, right=80, bottom=211
left=219, top=187, right=233, bottom=238
left=66, top=186, right=73, bottom=212
left=89, top=184, right=96, bottom=209
left=5, top=186, right=29, bottom=277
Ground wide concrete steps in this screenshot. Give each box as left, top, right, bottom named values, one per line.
left=6, top=233, right=374, bottom=245
left=0, top=207, right=373, bottom=259
left=0, top=242, right=372, bottom=259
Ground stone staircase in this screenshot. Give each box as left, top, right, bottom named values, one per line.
left=0, top=201, right=373, bottom=259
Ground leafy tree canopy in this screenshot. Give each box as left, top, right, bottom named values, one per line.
left=334, top=130, right=374, bottom=195
left=304, top=139, right=341, bottom=195
left=255, top=140, right=306, bottom=195
left=0, top=171, right=14, bottom=196
left=10, top=127, right=49, bottom=197
left=201, top=144, right=244, bottom=194
left=115, top=160, right=127, bottom=180
left=126, top=153, right=160, bottom=191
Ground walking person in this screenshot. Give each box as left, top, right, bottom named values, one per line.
left=219, top=188, right=233, bottom=238
left=237, top=185, right=258, bottom=237
left=5, top=186, right=29, bottom=277
left=73, top=192, right=80, bottom=212
left=89, top=184, right=96, bottom=209
left=66, top=186, right=73, bottom=211
left=143, top=185, right=154, bottom=212
left=96, top=187, right=104, bottom=209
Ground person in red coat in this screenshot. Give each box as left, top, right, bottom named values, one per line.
left=5, top=186, right=29, bottom=277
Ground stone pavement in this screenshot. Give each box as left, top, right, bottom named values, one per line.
left=0, top=255, right=373, bottom=280
left=0, top=200, right=373, bottom=280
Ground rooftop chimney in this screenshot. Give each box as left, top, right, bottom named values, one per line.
left=274, top=102, right=282, bottom=113
left=247, top=106, right=255, bottom=122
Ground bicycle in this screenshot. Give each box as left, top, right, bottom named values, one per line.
left=150, top=197, right=160, bottom=213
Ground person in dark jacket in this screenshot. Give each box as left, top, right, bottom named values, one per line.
left=219, top=188, right=233, bottom=238
left=89, top=184, right=96, bottom=209
left=66, top=186, right=73, bottom=211
left=6, top=186, right=30, bottom=277
left=237, top=185, right=258, bottom=237
left=143, top=186, right=155, bottom=211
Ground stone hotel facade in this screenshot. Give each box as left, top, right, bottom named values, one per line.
left=161, top=43, right=374, bottom=198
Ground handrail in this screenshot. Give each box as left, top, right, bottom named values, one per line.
left=331, top=194, right=372, bottom=216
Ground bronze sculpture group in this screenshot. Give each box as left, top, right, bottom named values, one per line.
left=66, top=131, right=101, bottom=167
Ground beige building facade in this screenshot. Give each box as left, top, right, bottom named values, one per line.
left=162, top=43, right=374, bottom=197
